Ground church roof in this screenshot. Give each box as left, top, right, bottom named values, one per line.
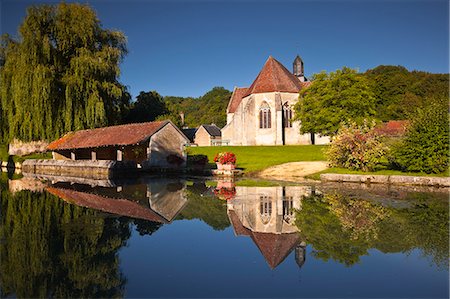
left=227, top=87, right=248, bottom=113
left=244, top=56, right=303, bottom=97
left=251, top=232, right=301, bottom=269
left=301, top=81, right=312, bottom=88
left=228, top=208, right=301, bottom=269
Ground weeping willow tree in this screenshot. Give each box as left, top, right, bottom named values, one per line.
left=0, top=3, right=130, bottom=142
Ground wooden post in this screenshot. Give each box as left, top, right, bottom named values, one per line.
left=117, top=149, right=123, bottom=161
left=91, top=150, right=97, bottom=161
left=71, top=152, right=76, bottom=160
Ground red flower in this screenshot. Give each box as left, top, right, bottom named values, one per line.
left=213, top=152, right=237, bottom=164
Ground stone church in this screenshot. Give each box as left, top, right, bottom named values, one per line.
left=222, top=56, right=329, bottom=145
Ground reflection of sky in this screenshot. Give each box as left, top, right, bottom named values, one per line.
left=120, top=219, right=448, bottom=298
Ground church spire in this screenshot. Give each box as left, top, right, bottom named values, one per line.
left=293, top=55, right=306, bottom=82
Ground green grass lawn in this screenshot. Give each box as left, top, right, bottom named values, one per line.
left=306, top=167, right=449, bottom=180
left=187, top=145, right=327, bottom=173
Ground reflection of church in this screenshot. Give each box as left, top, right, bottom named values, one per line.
left=227, top=186, right=311, bottom=269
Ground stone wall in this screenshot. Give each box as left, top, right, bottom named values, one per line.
left=22, top=159, right=137, bottom=179
left=8, top=139, right=49, bottom=156
left=147, top=124, right=188, bottom=168
left=194, top=126, right=212, bottom=146
left=320, top=173, right=450, bottom=187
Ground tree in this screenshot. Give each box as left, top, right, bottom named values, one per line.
left=163, top=87, right=232, bottom=128
left=125, top=91, right=168, bottom=123
left=364, top=65, right=449, bottom=121
left=0, top=3, right=129, bottom=142
left=391, top=96, right=449, bottom=174
left=294, top=67, right=377, bottom=136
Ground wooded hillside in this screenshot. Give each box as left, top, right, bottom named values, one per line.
left=364, top=65, right=448, bottom=121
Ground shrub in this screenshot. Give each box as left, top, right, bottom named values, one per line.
left=391, top=97, right=449, bottom=174
left=166, top=154, right=185, bottom=165
left=187, top=154, right=208, bottom=167
left=327, top=121, right=387, bottom=172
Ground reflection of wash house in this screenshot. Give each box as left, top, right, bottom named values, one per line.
left=222, top=56, right=330, bottom=145
left=227, top=186, right=311, bottom=269
left=45, top=178, right=188, bottom=223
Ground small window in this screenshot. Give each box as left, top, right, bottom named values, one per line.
left=259, top=102, right=271, bottom=129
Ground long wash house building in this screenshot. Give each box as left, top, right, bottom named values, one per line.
left=47, top=120, right=189, bottom=168
left=222, top=56, right=329, bottom=145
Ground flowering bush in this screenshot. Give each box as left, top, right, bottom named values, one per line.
left=327, top=121, right=387, bottom=172
left=213, top=187, right=236, bottom=200
left=213, top=152, right=236, bottom=165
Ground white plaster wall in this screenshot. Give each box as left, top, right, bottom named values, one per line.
left=222, top=91, right=331, bottom=146
left=227, top=186, right=312, bottom=234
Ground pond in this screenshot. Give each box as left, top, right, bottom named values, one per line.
left=0, top=173, right=448, bottom=298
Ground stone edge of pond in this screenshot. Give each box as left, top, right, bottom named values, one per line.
left=320, top=173, right=450, bottom=187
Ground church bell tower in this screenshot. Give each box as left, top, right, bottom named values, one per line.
left=293, top=55, right=306, bottom=82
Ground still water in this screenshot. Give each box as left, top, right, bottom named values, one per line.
left=1, top=173, right=448, bottom=298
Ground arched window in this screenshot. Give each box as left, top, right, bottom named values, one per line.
left=259, top=195, right=272, bottom=224
left=283, top=104, right=293, bottom=128
left=259, top=102, right=271, bottom=129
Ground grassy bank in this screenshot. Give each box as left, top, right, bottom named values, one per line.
left=306, top=167, right=449, bottom=180
left=188, top=145, right=327, bottom=173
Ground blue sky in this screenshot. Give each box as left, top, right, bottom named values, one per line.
left=1, top=0, right=448, bottom=98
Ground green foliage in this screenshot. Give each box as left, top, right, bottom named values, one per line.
left=391, top=97, right=449, bottom=174
left=294, top=67, right=377, bottom=136
left=0, top=186, right=130, bottom=298
left=0, top=3, right=130, bottom=142
left=0, top=143, right=8, bottom=161
left=125, top=91, right=168, bottom=123
left=177, top=184, right=230, bottom=230
left=164, top=87, right=232, bottom=128
left=188, top=145, right=327, bottom=172
left=365, top=65, right=449, bottom=121
left=155, top=113, right=183, bottom=128
left=296, top=191, right=449, bottom=268
left=327, top=121, right=388, bottom=171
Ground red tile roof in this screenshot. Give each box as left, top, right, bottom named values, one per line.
left=46, top=187, right=168, bottom=223
left=251, top=232, right=301, bottom=269
left=228, top=210, right=251, bottom=236
left=228, top=209, right=300, bottom=269
left=227, top=87, right=248, bottom=113
left=301, top=81, right=312, bottom=88
left=48, top=121, right=169, bottom=150
left=244, top=56, right=303, bottom=97
left=374, top=120, right=409, bottom=137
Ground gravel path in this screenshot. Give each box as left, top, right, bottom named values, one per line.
left=255, top=161, right=329, bottom=181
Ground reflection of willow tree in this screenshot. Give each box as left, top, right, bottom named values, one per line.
left=0, top=186, right=131, bottom=298
left=296, top=192, right=449, bottom=269
left=176, top=185, right=230, bottom=230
